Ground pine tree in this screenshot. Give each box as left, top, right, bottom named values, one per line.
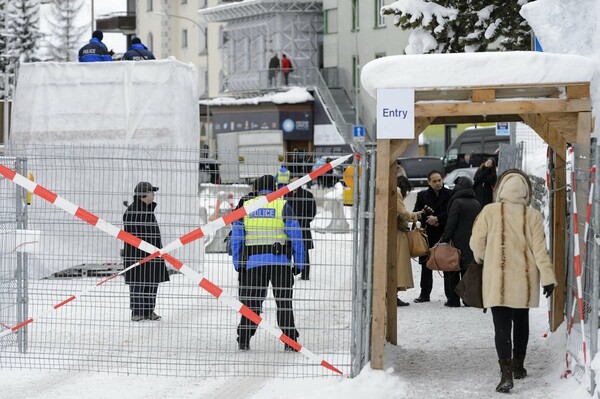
left=381, top=0, right=532, bottom=54
left=45, top=0, right=87, bottom=62
left=9, top=0, right=42, bottom=62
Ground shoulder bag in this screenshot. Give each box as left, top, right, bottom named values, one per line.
left=406, top=222, right=429, bottom=258
left=426, top=241, right=461, bottom=272
left=455, top=262, right=484, bottom=308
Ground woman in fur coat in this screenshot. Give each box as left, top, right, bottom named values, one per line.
left=470, top=169, right=557, bottom=393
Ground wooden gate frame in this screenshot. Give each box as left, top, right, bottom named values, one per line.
left=371, top=82, right=593, bottom=369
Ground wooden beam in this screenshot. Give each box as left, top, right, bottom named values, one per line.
left=389, top=118, right=433, bottom=160
left=432, top=115, right=523, bottom=125
left=371, top=139, right=399, bottom=368
left=551, top=143, right=566, bottom=331
left=567, top=84, right=590, bottom=99
left=416, top=98, right=591, bottom=118
left=472, top=89, right=495, bottom=102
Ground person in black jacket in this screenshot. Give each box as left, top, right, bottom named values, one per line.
left=78, top=30, right=113, bottom=62
left=285, top=177, right=317, bottom=280
left=412, top=170, right=452, bottom=303
left=440, top=176, right=481, bottom=307
left=268, top=53, right=280, bottom=86
left=123, top=182, right=170, bottom=321
left=473, top=157, right=497, bottom=207
left=123, top=37, right=156, bottom=61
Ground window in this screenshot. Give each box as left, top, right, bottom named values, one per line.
left=198, top=0, right=207, bottom=7
left=147, top=32, right=154, bottom=53
left=352, top=0, right=359, bottom=31
left=198, top=28, right=207, bottom=54
left=182, top=29, right=188, bottom=48
left=375, top=0, right=386, bottom=28
left=324, top=9, right=338, bottom=34
left=146, top=0, right=152, bottom=11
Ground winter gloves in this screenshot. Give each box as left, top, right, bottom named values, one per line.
left=543, top=284, right=555, bottom=298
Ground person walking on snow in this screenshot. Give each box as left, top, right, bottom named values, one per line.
left=230, top=175, right=305, bottom=351
left=470, top=169, right=557, bottom=393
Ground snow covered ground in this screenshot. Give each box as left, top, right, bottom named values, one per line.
left=1, top=191, right=591, bottom=399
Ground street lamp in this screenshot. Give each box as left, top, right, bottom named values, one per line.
left=153, top=11, right=205, bottom=29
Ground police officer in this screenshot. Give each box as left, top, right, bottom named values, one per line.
left=78, top=30, right=113, bottom=62
left=123, top=37, right=156, bottom=61
left=231, top=174, right=305, bottom=351
left=276, top=165, right=290, bottom=188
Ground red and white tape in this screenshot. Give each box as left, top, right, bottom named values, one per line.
left=0, top=154, right=354, bottom=375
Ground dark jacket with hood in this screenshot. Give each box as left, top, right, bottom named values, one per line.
left=123, top=197, right=170, bottom=284
left=441, top=176, right=482, bottom=268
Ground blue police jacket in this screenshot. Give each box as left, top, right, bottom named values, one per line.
left=231, top=190, right=305, bottom=271
left=78, top=38, right=113, bottom=62
left=122, top=44, right=156, bottom=61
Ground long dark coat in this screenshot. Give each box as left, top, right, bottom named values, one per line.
left=440, top=188, right=481, bottom=269
left=123, top=198, right=170, bottom=284
left=473, top=166, right=497, bottom=206
left=286, top=186, right=317, bottom=249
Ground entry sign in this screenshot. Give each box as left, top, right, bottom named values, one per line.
left=376, top=88, right=415, bottom=139
left=353, top=125, right=365, bottom=142
left=496, top=122, right=510, bottom=136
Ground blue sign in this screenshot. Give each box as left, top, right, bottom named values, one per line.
left=353, top=125, right=365, bottom=142
left=496, top=122, right=510, bottom=136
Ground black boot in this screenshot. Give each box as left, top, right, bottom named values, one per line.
left=513, top=353, right=527, bottom=379
left=496, top=359, right=513, bottom=393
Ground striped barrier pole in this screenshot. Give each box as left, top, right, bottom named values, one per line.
left=0, top=154, right=354, bottom=375
left=564, top=148, right=588, bottom=375
left=543, top=146, right=551, bottom=338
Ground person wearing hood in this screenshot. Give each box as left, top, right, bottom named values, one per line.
left=122, top=182, right=170, bottom=322
left=230, top=174, right=305, bottom=351
left=78, top=30, right=113, bottom=62
left=123, top=37, right=156, bottom=61
left=440, top=176, right=481, bottom=307
left=470, top=169, right=557, bottom=393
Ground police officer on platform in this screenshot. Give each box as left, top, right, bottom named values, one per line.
left=78, top=30, right=113, bottom=62
left=230, top=174, right=305, bottom=351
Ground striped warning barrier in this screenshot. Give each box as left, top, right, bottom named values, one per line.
left=0, top=154, right=354, bottom=375
left=564, top=147, right=588, bottom=378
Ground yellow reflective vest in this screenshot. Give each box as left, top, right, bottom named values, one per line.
left=243, top=197, right=287, bottom=246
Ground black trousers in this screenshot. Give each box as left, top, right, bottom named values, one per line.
left=129, top=283, right=158, bottom=316
left=237, top=265, right=298, bottom=345
left=418, top=263, right=433, bottom=298
left=491, top=306, right=530, bottom=359
left=443, top=269, right=466, bottom=305
left=300, top=248, right=311, bottom=280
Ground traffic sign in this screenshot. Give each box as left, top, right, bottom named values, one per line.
left=353, top=125, right=365, bottom=142
left=495, top=122, right=510, bottom=136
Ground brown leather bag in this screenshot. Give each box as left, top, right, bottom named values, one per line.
left=426, top=241, right=461, bottom=272
left=407, top=223, right=429, bottom=257
left=455, top=262, right=484, bottom=308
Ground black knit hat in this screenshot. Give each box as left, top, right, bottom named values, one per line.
left=92, top=30, right=103, bottom=41
left=131, top=37, right=141, bottom=45
left=134, top=181, right=159, bottom=195
left=254, top=175, right=276, bottom=192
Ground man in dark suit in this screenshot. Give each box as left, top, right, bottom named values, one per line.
left=412, top=170, right=451, bottom=303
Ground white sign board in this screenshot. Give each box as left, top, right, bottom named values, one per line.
left=376, top=88, right=415, bottom=139
left=496, top=122, right=510, bottom=136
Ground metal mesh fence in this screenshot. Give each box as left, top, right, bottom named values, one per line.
left=563, top=142, right=599, bottom=392
left=0, top=144, right=370, bottom=378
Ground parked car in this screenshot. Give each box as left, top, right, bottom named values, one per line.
left=443, top=167, right=477, bottom=189
left=397, top=157, right=445, bottom=187
left=443, top=126, right=508, bottom=172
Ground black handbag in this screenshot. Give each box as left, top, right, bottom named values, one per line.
left=455, top=262, right=484, bottom=308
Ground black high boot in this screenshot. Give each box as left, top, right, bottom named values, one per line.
left=496, top=359, right=514, bottom=393
left=513, top=353, right=527, bottom=379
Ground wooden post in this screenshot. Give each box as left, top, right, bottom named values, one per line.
left=551, top=139, right=567, bottom=331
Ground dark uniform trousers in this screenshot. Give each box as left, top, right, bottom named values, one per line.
left=129, top=283, right=158, bottom=317
left=237, top=265, right=298, bottom=345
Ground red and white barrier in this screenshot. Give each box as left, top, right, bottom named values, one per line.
left=564, top=147, right=588, bottom=377
left=0, top=154, right=354, bottom=375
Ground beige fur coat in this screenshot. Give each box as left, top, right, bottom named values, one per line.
left=470, top=171, right=557, bottom=308
left=397, top=190, right=419, bottom=290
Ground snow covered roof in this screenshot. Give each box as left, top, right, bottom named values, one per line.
left=200, top=87, right=314, bottom=106
left=361, top=51, right=598, bottom=99
left=198, top=0, right=322, bottom=22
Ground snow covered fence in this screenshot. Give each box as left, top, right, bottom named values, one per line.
left=0, top=145, right=372, bottom=378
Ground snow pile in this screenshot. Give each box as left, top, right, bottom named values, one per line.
left=200, top=87, right=314, bottom=106
left=361, top=51, right=597, bottom=97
